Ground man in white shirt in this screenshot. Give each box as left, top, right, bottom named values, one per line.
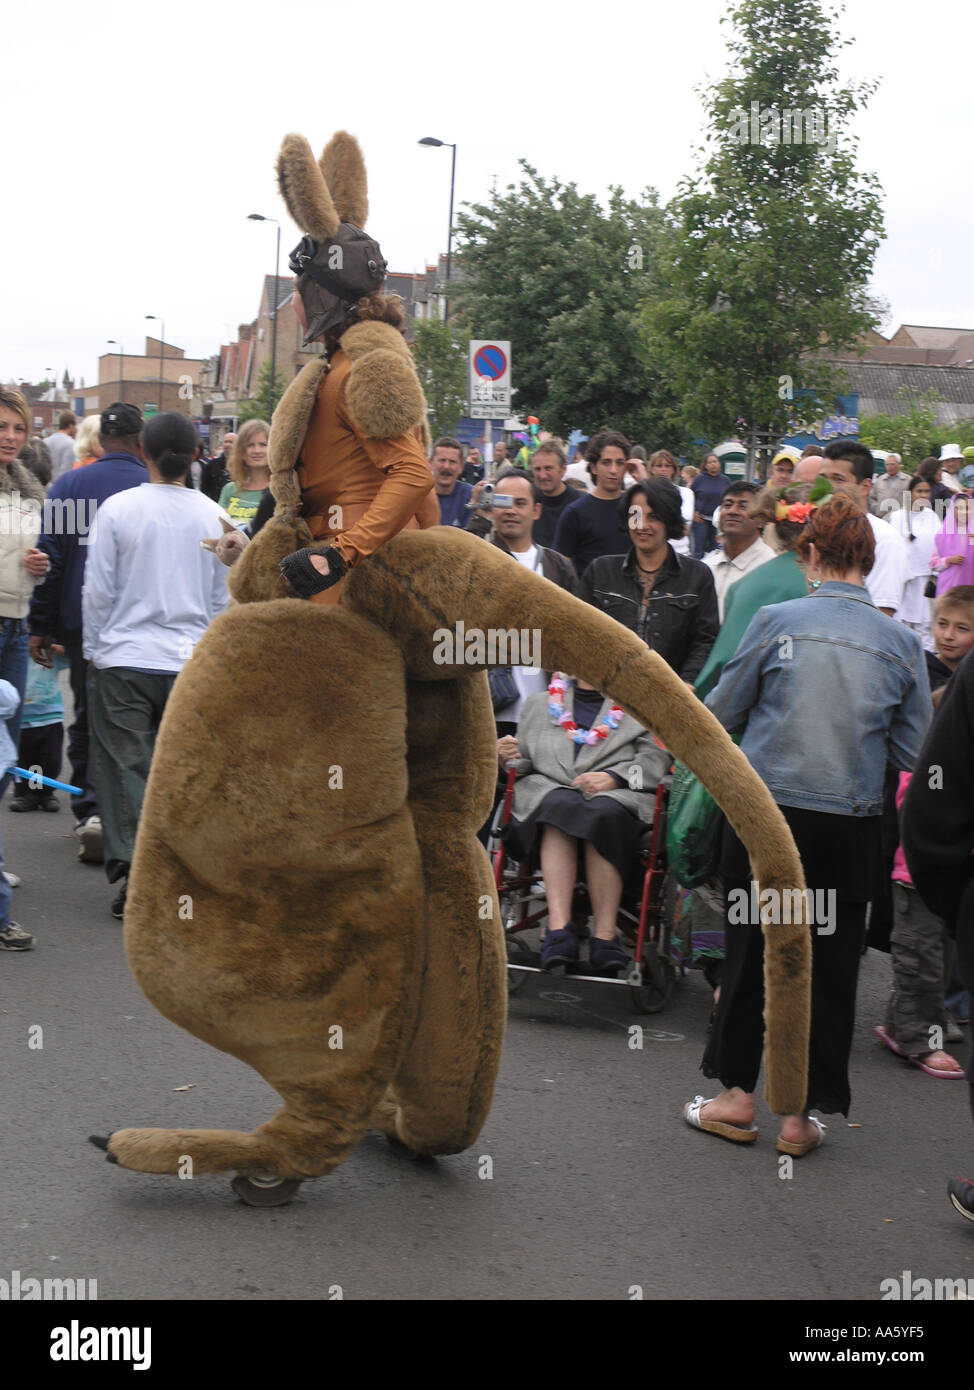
left=46, top=411, right=77, bottom=480
left=82, top=413, right=231, bottom=918
left=702, top=481, right=776, bottom=621
left=818, top=441, right=908, bottom=616
left=939, top=443, right=966, bottom=494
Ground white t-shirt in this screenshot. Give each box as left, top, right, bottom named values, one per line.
left=494, top=545, right=548, bottom=721
left=865, top=513, right=909, bottom=614
left=82, top=484, right=232, bottom=671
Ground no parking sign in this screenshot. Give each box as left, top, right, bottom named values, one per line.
left=468, top=339, right=511, bottom=419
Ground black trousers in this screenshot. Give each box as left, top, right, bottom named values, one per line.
left=702, top=876, right=867, bottom=1115
left=62, top=631, right=97, bottom=820
left=13, top=723, right=64, bottom=801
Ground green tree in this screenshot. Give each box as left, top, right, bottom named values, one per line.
left=858, top=392, right=942, bottom=463
left=859, top=392, right=974, bottom=464
left=412, top=317, right=469, bottom=438
left=239, top=361, right=289, bottom=423
left=454, top=163, right=679, bottom=447
left=642, top=0, right=885, bottom=465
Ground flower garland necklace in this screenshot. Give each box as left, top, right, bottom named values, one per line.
left=547, top=675, right=623, bottom=746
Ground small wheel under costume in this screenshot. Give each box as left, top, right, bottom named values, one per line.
left=231, top=1173, right=302, bottom=1207
left=505, top=934, right=533, bottom=996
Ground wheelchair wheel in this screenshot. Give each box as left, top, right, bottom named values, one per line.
left=506, top=933, right=533, bottom=996
left=628, top=942, right=677, bottom=1014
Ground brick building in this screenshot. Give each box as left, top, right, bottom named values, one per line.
left=77, top=338, right=207, bottom=419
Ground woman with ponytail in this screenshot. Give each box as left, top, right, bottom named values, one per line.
left=82, top=412, right=233, bottom=919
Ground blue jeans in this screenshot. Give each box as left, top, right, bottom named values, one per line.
left=0, top=618, right=28, bottom=802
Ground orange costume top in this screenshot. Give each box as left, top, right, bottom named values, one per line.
left=297, top=348, right=438, bottom=604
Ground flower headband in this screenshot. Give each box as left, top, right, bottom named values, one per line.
left=774, top=476, right=833, bottom=524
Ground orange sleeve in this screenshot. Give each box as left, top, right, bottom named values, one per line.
left=331, top=429, right=435, bottom=567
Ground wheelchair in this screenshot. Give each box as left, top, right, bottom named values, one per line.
left=489, top=763, right=679, bottom=1014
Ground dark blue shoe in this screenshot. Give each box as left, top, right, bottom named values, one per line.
left=589, top=936, right=629, bottom=974
left=540, top=925, right=578, bottom=973
left=948, top=1178, right=974, bottom=1224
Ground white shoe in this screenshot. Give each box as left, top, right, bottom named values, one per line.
left=75, top=815, right=104, bottom=864
left=3, top=871, right=20, bottom=888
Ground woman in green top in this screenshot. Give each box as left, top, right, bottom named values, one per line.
left=694, top=480, right=818, bottom=699
left=217, top=418, right=270, bottom=529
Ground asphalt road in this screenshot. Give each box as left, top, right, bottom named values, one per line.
left=3, top=789, right=973, bottom=1304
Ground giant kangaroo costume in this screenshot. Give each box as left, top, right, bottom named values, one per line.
left=91, top=129, right=812, bottom=1205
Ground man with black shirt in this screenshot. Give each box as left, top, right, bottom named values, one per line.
left=29, top=403, right=148, bottom=865
left=199, top=431, right=233, bottom=501
left=431, top=436, right=473, bottom=527
left=531, top=440, right=581, bottom=548
left=552, top=429, right=631, bottom=575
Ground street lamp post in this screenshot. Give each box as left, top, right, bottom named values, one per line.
left=248, top=214, right=282, bottom=418
left=145, top=315, right=165, bottom=414
left=418, top=137, right=457, bottom=321
left=107, top=340, right=124, bottom=402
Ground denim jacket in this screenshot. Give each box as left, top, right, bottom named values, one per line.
left=704, top=582, right=932, bottom=816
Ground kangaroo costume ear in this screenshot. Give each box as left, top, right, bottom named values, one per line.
left=277, top=133, right=341, bottom=241
left=319, top=130, right=369, bottom=228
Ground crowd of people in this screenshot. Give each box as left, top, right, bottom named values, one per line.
left=3, top=384, right=972, bottom=1223
left=432, top=426, right=973, bottom=1218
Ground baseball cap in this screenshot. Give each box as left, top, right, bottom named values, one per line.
left=100, top=402, right=144, bottom=437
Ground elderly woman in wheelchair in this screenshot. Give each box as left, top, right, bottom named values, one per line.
left=501, top=674, right=670, bottom=974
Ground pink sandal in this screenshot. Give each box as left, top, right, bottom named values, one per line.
left=875, top=1025, right=965, bottom=1078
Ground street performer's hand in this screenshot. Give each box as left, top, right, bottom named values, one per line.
left=201, top=517, right=250, bottom=567
left=278, top=544, right=348, bottom=598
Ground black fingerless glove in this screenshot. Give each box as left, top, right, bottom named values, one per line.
left=278, top=545, right=348, bottom=597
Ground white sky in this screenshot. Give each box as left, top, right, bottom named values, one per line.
left=4, top=0, right=972, bottom=387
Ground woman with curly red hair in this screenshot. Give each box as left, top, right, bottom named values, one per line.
left=683, top=494, right=932, bottom=1155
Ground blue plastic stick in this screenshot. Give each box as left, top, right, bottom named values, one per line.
left=10, top=768, right=83, bottom=795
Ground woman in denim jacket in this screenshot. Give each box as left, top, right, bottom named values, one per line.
left=684, top=494, right=932, bottom=1156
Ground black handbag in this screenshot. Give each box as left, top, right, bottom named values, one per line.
left=924, top=577, right=938, bottom=598
left=488, top=667, right=518, bottom=713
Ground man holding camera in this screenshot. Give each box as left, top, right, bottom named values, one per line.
left=467, top=469, right=577, bottom=843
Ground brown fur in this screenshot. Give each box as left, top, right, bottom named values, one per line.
left=111, top=529, right=811, bottom=1187
left=277, top=133, right=340, bottom=241
left=319, top=130, right=368, bottom=228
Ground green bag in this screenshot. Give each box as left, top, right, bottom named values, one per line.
left=665, top=759, right=724, bottom=888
